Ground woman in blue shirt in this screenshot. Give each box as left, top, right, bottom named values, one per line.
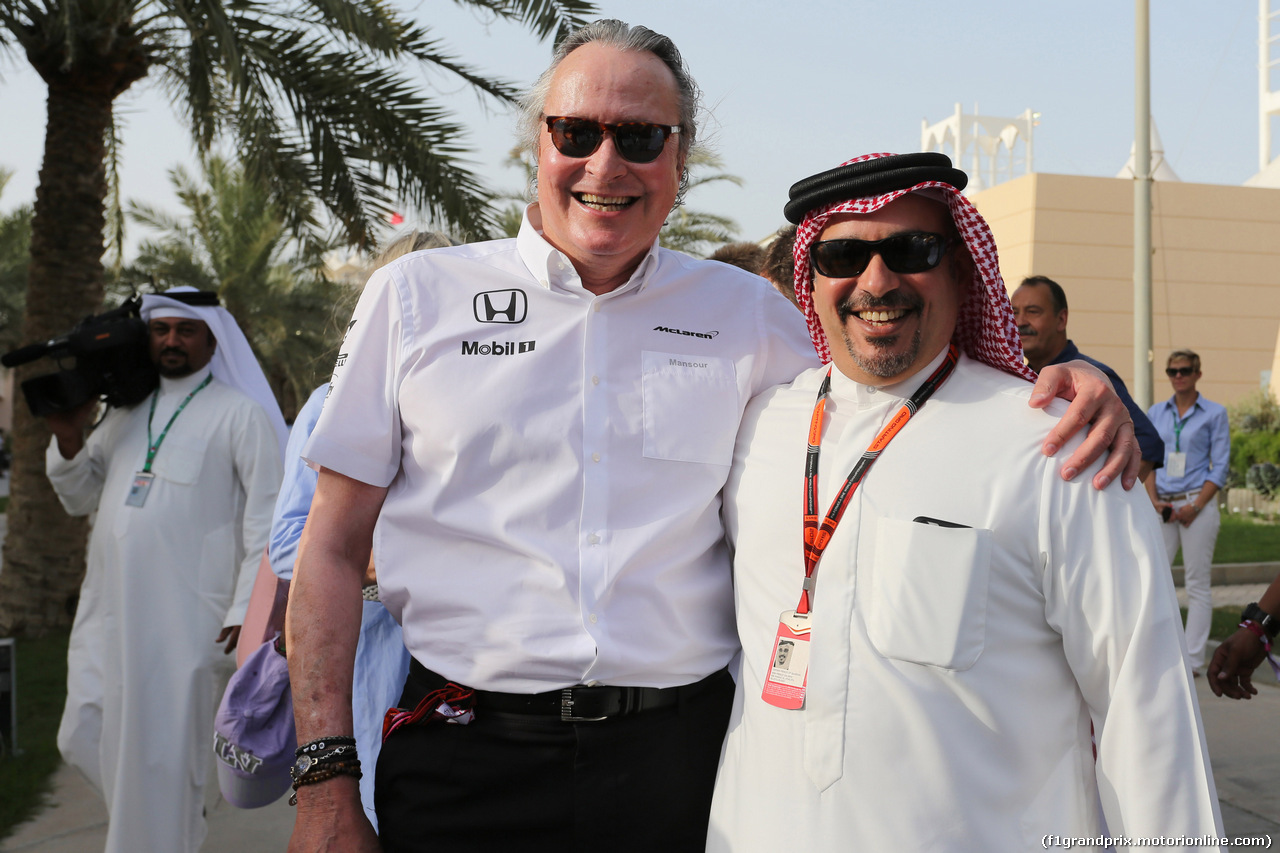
left=1147, top=349, right=1230, bottom=674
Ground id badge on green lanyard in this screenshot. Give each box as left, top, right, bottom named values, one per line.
left=127, top=374, right=212, bottom=508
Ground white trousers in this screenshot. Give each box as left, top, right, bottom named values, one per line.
left=1161, top=490, right=1220, bottom=670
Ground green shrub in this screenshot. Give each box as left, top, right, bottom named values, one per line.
left=1229, top=389, right=1280, bottom=433
left=1230, top=430, right=1280, bottom=483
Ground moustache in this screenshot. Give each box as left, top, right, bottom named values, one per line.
left=159, top=347, right=188, bottom=359
left=836, top=293, right=923, bottom=323
left=1017, top=325, right=1036, bottom=337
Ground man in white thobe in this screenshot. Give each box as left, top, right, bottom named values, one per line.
left=708, top=154, right=1223, bottom=852
left=45, top=287, right=285, bottom=853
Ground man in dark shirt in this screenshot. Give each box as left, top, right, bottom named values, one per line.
left=1012, top=275, right=1164, bottom=479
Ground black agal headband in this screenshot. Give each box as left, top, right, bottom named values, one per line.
left=783, top=152, right=968, bottom=225
left=160, top=289, right=222, bottom=307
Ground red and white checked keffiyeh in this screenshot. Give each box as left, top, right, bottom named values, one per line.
left=791, top=153, right=1035, bottom=383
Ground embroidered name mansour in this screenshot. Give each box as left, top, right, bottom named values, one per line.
left=461, top=340, right=537, bottom=356
left=669, top=358, right=709, bottom=369
left=653, top=325, right=719, bottom=340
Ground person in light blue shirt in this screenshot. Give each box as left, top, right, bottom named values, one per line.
left=270, top=383, right=411, bottom=829
left=1147, top=348, right=1230, bottom=673
left=273, top=230, right=456, bottom=824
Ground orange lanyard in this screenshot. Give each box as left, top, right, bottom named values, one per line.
left=798, top=344, right=958, bottom=614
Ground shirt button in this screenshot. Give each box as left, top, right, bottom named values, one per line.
left=591, top=375, right=600, bottom=386
left=539, top=279, right=549, bottom=288
left=589, top=613, right=598, bottom=624
left=587, top=533, right=600, bottom=545
left=593, top=303, right=602, bottom=312
left=592, top=453, right=601, bottom=463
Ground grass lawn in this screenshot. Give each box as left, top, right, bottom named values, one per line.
left=1172, top=509, right=1280, bottom=566
left=1206, top=607, right=1252, bottom=641
left=0, top=629, right=70, bottom=843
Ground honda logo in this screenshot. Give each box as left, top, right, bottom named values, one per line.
left=474, top=289, right=527, bottom=324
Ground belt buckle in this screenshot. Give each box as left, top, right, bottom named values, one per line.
left=560, top=688, right=608, bottom=722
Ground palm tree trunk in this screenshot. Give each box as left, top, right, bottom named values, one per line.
left=0, top=78, right=122, bottom=637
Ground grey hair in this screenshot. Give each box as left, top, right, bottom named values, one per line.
left=516, top=19, right=702, bottom=205
left=374, top=230, right=459, bottom=269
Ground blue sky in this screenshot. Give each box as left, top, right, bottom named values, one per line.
left=0, top=0, right=1266, bottom=251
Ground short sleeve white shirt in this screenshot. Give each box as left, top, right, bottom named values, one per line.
left=305, top=205, right=818, bottom=691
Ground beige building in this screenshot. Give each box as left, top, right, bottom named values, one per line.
left=971, top=172, right=1280, bottom=407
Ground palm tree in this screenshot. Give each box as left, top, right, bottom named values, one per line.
left=659, top=150, right=744, bottom=256
left=0, top=0, right=595, bottom=637
left=120, top=157, right=347, bottom=420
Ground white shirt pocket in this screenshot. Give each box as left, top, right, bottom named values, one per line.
left=640, top=351, right=739, bottom=466
left=865, top=517, right=992, bottom=670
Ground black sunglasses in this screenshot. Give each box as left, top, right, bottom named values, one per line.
left=544, top=116, right=680, bottom=164
left=1166, top=366, right=1196, bottom=378
left=810, top=232, right=953, bottom=279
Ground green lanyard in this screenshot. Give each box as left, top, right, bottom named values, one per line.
left=144, top=374, right=213, bottom=473
left=1172, top=406, right=1195, bottom=453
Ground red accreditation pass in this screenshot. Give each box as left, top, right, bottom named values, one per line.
left=762, top=610, right=811, bottom=710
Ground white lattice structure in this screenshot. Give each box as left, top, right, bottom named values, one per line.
left=1116, top=118, right=1181, bottom=181
left=1247, top=0, right=1280, bottom=187
left=921, top=103, right=1036, bottom=193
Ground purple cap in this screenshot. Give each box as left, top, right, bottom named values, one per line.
left=213, top=636, right=295, bottom=808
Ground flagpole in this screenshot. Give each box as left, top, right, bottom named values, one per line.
left=1134, top=0, right=1154, bottom=409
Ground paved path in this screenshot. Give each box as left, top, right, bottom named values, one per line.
left=0, top=764, right=295, bottom=852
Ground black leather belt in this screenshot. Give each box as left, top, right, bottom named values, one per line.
left=406, top=659, right=727, bottom=723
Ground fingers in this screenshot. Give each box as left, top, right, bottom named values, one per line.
left=216, top=625, right=241, bottom=655
left=1119, top=426, right=1141, bottom=490
left=1028, top=367, right=1071, bottom=410
left=1208, top=647, right=1227, bottom=696
left=1085, top=422, right=1139, bottom=491
left=1044, top=399, right=1095, bottom=461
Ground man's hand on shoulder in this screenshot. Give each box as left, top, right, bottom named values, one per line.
left=289, top=776, right=381, bottom=852
left=1030, top=360, right=1140, bottom=491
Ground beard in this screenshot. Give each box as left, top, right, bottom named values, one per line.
left=838, top=326, right=922, bottom=379
left=156, top=348, right=194, bottom=378
left=834, top=291, right=924, bottom=379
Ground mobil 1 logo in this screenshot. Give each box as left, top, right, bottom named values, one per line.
left=461, top=340, right=537, bottom=356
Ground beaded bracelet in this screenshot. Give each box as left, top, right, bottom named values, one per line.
left=288, top=759, right=363, bottom=806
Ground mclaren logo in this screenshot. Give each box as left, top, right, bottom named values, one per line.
left=474, top=289, right=527, bottom=324
left=654, top=325, right=719, bottom=340
left=461, top=340, right=537, bottom=356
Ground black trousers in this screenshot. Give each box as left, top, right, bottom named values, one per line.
left=375, top=663, right=734, bottom=853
